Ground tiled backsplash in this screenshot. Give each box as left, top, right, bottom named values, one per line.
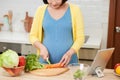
left=0, top=0, right=110, bottom=48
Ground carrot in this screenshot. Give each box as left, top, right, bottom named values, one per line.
left=44, top=63, right=63, bottom=69
left=3, top=67, right=15, bottom=76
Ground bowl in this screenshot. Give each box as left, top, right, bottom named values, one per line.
left=68, top=63, right=90, bottom=80
left=2, top=66, right=25, bottom=77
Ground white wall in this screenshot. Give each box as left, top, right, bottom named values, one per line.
left=0, top=0, right=110, bottom=49
left=69, top=0, right=110, bottom=49
left=0, top=0, right=43, bottom=32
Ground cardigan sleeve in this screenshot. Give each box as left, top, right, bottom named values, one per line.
left=29, top=6, right=45, bottom=45
left=71, top=6, right=85, bottom=52
left=29, top=7, right=40, bottom=45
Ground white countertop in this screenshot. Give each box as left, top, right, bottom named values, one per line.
left=0, top=68, right=119, bottom=80
left=82, top=34, right=102, bottom=49
left=0, top=30, right=102, bottom=49
left=0, top=31, right=30, bottom=44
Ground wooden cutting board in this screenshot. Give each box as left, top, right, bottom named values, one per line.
left=30, top=68, right=69, bottom=76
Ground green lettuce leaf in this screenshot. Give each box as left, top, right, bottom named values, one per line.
left=1, top=49, right=19, bottom=68
left=0, top=54, right=2, bottom=67
left=25, top=54, right=44, bottom=72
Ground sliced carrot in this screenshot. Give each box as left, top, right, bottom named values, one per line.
left=44, top=63, right=63, bottom=69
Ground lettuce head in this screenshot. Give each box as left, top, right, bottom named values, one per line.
left=1, top=49, right=19, bottom=68
left=0, top=54, right=2, bottom=67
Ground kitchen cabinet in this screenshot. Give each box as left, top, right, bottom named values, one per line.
left=0, top=31, right=29, bottom=55
left=79, top=48, right=98, bottom=60
left=0, top=42, right=36, bottom=55
left=78, top=48, right=99, bottom=65
left=21, top=44, right=36, bottom=55
left=0, top=42, right=21, bottom=54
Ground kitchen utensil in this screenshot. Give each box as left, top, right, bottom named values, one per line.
left=8, top=10, right=13, bottom=32
left=30, top=68, right=69, bottom=76
left=46, top=58, right=51, bottom=64
left=0, top=23, right=4, bottom=31
left=21, top=12, right=33, bottom=32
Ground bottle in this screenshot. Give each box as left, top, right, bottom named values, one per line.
left=3, top=15, right=9, bottom=31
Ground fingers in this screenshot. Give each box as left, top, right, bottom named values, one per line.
left=60, top=58, right=65, bottom=66
left=43, top=54, right=49, bottom=60
left=40, top=46, right=49, bottom=60
left=40, top=51, right=49, bottom=60
left=60, top=54, right=71, bottom=66
left=39, top=44, right=49, bottom=60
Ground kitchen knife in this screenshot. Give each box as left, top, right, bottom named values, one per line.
left=46, top=58, right=51, bottom=64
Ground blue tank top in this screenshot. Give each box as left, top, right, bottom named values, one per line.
left=40, top=6, right=78, bottom=64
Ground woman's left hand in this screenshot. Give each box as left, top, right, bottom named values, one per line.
left=60, top=48, right=75, bottom=66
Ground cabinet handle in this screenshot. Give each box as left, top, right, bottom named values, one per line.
left=116, top=26, right=120, bottom=33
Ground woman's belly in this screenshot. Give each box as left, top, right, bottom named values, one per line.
left=42, top=36, right=73, bottom=63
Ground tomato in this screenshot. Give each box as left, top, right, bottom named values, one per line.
left=18, top=56, right=26, bottom=67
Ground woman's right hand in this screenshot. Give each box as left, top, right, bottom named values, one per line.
left=33, top=41, right=49, bottom=60
left=39, top=44, right=49, bottom=60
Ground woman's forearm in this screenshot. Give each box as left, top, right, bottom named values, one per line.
left=68, top=48, right=76, bottom=55
left=33, top=41, right=43, bottom=50
left=33, top=41, right=49, bottom=60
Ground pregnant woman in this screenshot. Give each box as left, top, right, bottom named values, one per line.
left=29, top=0, right=85, bottom=66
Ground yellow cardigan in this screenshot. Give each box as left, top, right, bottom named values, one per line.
left=29, top=3, right=85, bottom=54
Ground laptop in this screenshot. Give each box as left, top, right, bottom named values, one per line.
left=88, top=48, right=115, bottom=75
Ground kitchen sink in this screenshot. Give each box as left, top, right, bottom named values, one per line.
left=84, top=35, right=89, bottom=43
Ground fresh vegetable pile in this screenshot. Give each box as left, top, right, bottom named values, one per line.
left=0, top=49, right=64, bottom=73
left=0, top=49, right=26, bottom=76
left=25, top=54, right=44, bottom=72
left=25, top=53, right=64, bottom=72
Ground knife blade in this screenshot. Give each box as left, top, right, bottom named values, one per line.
left=46, top=58, right=51, bottom=64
